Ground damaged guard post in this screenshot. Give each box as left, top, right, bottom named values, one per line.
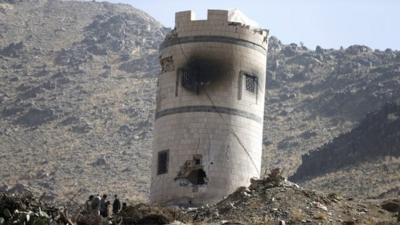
left=150, top=9, right=269, bottom=206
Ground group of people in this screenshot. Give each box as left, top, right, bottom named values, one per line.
left=84, top=194, right=126, bottom=218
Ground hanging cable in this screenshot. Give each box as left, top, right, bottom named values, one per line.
left=177, top=40, right=261, bottom=175
left=204, top=90, right=260, bottom=175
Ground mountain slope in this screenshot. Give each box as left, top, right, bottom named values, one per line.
left=291, top=103, right=400, bottom=182
left=263, top=38, right=400, bottom=177
left=263, top=39, right=400, bottom=198
left=289, top=103, right=400, bottom=197
left=0, top=0, right=166, bottom=203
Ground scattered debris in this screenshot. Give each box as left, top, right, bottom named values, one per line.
left=0, top=192, right=67, bottom=225
left=183, top=169, right=397, bottom=224
left=1, top=173, right=398, bottom=225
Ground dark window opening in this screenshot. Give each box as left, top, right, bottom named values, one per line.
left=157, top=150, right=169, bottom=175
left=180, top=68, right=201, bottom=93
left=245, top=74, right=258, bottom=93
left=187, top=169, right=207, bottom=185
left=178, top=57, right=218, bottom=94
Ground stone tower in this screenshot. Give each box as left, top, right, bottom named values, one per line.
left=150, top=9, right=268, bottom=206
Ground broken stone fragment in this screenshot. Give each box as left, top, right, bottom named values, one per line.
left=327, top=193, right=341, bottom=203
left=167, top=221, right=186, bottom=225
left=313, top=201, right=328, bottom=211
left=248, top=178, right=264, bottom=190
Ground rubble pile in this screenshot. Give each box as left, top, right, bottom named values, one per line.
left=0, top=192, right=73, bottom=225
left=1, top=171, right=399, bottom=225
left=185, top=170, right=398, bottom=225
left=117, top=203, right=190, bottom=225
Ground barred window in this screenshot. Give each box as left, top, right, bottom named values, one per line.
left=157, top=150, right=169, bottom=175
left=245, top=74, right=258, bottom=93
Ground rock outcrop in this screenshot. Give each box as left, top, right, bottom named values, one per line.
left=291, top=103, right=400, bottom=182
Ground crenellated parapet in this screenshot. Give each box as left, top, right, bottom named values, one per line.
left=166, top=10, right=269, bottom=50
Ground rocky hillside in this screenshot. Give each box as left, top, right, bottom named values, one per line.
left=289, top=103, right=400, bottom=197
left=263, top=38, right=400, bottom=198
left=263, top=38, right=400, bottom=176
left=291, top=103, right=400, bottom=181
left=1, top=0, right=400, bottom=204
left=0, top=0, right=166, bottom=203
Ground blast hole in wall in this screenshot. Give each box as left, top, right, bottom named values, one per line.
left=187, top=169, right=207, bottom=185
left=175, top=154, right=208, bottom=187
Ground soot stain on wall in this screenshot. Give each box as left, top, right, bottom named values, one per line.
left=180, top=55, right=233, bottom=93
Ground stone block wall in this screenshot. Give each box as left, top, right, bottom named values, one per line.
left=150, top=9, right=269, bottom=206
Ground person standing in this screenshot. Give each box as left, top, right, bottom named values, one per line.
left=92, top=194, right=101, bottom=215
left=100, top=194, right=107, bottom=217
left=112, top=195, right=121, bottom=214
left=85, top=195, right=94, bottom=213
left=106, top=201, right=112, bottom=218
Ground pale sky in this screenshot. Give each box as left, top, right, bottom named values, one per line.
left=107, top=0, right=400, bottom=50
